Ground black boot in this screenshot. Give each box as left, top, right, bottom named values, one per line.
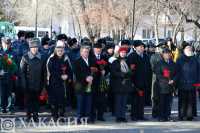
left=33, top=112, right=39, bottom=122
left=59, top=105, right=65, bottom=117
left=51, top=105, right=58, bottom=121
left=26, top=112, right=32, bottom=122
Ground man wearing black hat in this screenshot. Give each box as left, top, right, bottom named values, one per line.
left=150, top=45, right=164, bottom=119
left=89, top=42, right=107, bottom=122
left=20, top=38, right=46, bottom=122
left=40, top=37, right=51, bottom=59
left=127, top=40, right=152, bottom=121
left=12, top=31, right=31, bottom=110
left=155, top=48, right=176, bottom=121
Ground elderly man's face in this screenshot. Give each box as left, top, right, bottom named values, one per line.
left=93, top=48, right=102, bottom=55
left=135, top=45, right=145, bottom=54
left=81, top=48, right=90, bottom=59
left=30, top=47, right=38, bottom=55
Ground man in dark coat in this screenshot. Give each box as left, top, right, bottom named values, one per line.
left=176, top=42, right=200, bottom=121
left=89, top=42, right=107, bottom=122
left=150, top=46, right=163, bottom=118
left=155, top=48, right=176, bottom=121
left=127, top=40, right=152, bottom=120
left=20, top=38, right=46, bottom=122
left=74, top=45, right=93, bottom=123
left=12, top=31, right=30, bottom=109
left=40, top=37, right=51, bottom=59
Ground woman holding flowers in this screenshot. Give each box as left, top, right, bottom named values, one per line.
left=110, top=47, right=133, bottom=122
left=47, top=40, right=73, bottom=120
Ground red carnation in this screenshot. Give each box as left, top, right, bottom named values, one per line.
left=138, top=90, right=144, bottom=97
left=11, top=75, right=18, bottom=81
left=7, top=59, right=12, bottom=65
left=90, top=67, right=98, bottom=73
left=163, top=68, right=170, bottom=78
left=130, top=64, right=136, bottom=70
left=96, top=59, right=108, bottom=65
left=61, top=64, right=67, bottom=74
left=39, top=90, right=48, bottom=103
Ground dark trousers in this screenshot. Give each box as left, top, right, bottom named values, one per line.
left=15, top=87, right=24, bottom=108
left=25, top=90, right=39, bottom=114
left=51, top=104, right=65, bottom=117
left=66, top=83, right=76, bottom=109
left=91, top=92, right=106, bottom=120
left=192, top=90, right=197, bottom=117
left=151, top=81, right=160, bottom=118
left=178, top=90, right=195, bottom=119
left=0, top=79, right=12, bottom=110
left=131, top=92, right=144, bottom=119
left=159, top=93, right=171, bottom=120
left=76, top=93, right=92, bottom=119
left=145, top=89, right=151, bottom=106
left=115, top=94, right=127, bottom=119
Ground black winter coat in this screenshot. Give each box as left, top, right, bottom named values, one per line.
left=176, top=55, right=200, bottom=91
left=74, top=57, right=92, bottom=94
left=47, top=54, right=73, bottom=104
left=110, top=58, right=134, bottom=94
left=155, top=59, right=176, bottom=94
left=127, top=52, right=152, bottom=91
left=20, top=52, right=46, bottom=92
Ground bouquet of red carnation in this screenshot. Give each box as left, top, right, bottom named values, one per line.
left=0, top=54, right=17, bottom=74
left=90, top=66, right=98, bottom=73
left=163, top=68, right=170, bottom=78
left=61, top=64, right=68, bottom=97
left=96, top=59, right=108, bottom=70
left=130, top=64, right=136, bottom=70
left=61, top=64, right=67, bottom=74
left=38, top=89, right=48, bottom=105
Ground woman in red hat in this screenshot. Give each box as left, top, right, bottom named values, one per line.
left=110, top=47, right=134, bottom=122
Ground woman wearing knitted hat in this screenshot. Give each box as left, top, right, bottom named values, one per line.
left=110, top=46, right=134, bottom=122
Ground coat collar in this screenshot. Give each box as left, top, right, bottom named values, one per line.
left=28, top=51, right=41, bottom=60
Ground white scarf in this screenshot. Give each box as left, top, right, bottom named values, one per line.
left=120, top=59, right=129, bottom=73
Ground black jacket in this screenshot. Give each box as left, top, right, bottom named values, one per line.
left=20, top=52, right=46, bottom=92
left=127, top=52, right=152, bottom=91
left=176, top=55, right=200, bottom=90
left=47, top=54, right=73, bottom=104
left=155, top=59, right=176, bottom=94
left=89, top=52, right=108, bottom=93
left=110, top=58, right=134, bottom=94
left=74, top=57, right=92, bottom=94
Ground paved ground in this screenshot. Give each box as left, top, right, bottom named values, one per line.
left=0, top=98, right=200, bottom=133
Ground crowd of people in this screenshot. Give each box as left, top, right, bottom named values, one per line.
left=0, top=31, right=200, bottom=123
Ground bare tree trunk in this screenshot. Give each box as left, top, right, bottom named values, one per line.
left=172, top=14, right=184, bottom=45
left=69, top=0, right=82, bottom=38
left=79, top=0, right=93, bottom=39
left=154, top=0, right=159, bottom=45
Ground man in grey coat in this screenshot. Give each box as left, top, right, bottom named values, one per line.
left=20, top=38, right=46, bottom=122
